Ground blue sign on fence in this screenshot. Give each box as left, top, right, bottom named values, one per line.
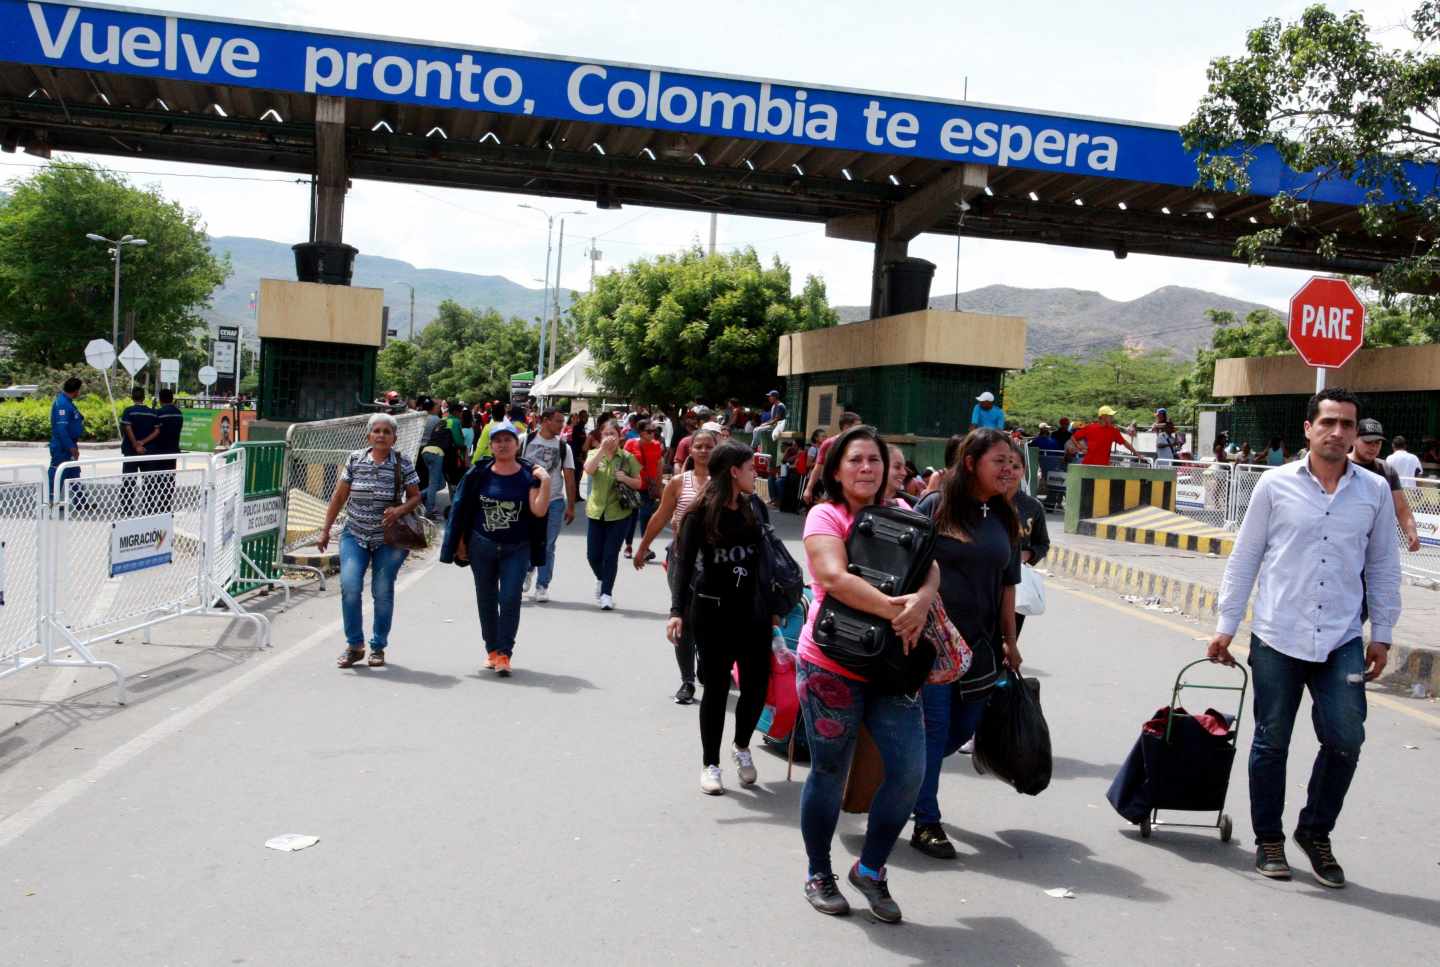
left=1, top=1, right=1430, bottom=204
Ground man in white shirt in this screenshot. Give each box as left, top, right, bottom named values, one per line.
left=1209, top=388, right=1400, bottom=890
left=1385, top=436, right=1422, bottom=481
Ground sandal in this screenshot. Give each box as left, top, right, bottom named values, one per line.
left=337, top=649, right=366, bottom=668
left=367, top=651, right=386, bottom=667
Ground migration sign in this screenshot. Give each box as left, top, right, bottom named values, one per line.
left=0, top=0, right=1418, bottom=203
left=110, top=513, right=173, bottom=576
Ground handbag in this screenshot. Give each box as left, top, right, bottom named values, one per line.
left=610, top=454, right=644, bottom=510
left=922, top=599, right=972, bottom=685
left=383, top=460, right=428, bottom=550
left=752, top=495, right=806, bottom=617
left=1016, top=564, right=1047, bottom=616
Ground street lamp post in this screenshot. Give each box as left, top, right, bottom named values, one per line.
left=85, top=233, right=147, bottom=371
left=393, top=281, right=416, bottom=340
left=517, top=204, right=585, bottom=381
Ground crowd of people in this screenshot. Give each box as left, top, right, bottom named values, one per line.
left=312, top=383, right=1404, bottom=920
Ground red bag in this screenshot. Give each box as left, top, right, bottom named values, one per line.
left=734, top=647, right=798, bottom=742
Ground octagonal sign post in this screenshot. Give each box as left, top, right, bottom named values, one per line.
left=1288, top=277, right=1366, bottom=391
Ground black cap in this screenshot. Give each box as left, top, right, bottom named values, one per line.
left=1356, top=418, right=1385, bottom=441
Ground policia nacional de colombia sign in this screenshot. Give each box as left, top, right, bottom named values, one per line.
left=0, top=0, right=1415, bottom=205
left=110, top=513, right=173, bottom=577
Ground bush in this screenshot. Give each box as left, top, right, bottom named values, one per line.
left=0, top=394, right=119, bottom=442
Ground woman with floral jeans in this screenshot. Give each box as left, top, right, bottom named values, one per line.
left=795, top=426, right=939, bottom=923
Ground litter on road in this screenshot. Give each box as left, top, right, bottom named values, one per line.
left=1044, top=888, right=1077, bottom=899
left=264, top=834, right=320, bottom=852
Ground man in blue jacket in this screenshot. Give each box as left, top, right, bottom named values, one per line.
left=49, top=377, right=86, bottom=502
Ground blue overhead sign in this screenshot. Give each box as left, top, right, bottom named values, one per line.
left=0, top=1, right=1425, bottom=206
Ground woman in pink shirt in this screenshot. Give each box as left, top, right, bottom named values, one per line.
left=796, top=426, right=939, bottom=923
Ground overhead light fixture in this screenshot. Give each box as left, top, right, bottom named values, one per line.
left=1074, top=198, right=1084, bottom=206
left=1205, top=211, right=1215, bottom=220
left=983, top=186, right=994, bottom=196
left=1028, top=191, right=1039, bottom=202
left=591, top=142, right=606, bottom=155
left=641, top=147, right=656, bottom=160
left=888, top=173, right=900, bottom=185
left=743, top=159, right=755, bottom=170
left=1161, top=206, right=1171, bottom=215
left=694, top=153, right=706, bottom=166
left=841, top=167, right=853, bottom=181
left=1117, top=201, right=1128, bottom=211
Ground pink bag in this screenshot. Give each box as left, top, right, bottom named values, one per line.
left=924, top=600, right=972, bottom=685
left=734, top=648, right=799, bottom=742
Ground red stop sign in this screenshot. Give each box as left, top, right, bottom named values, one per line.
left=1288, top=277, right=1366, bottom=368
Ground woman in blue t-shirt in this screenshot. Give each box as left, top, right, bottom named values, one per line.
left=440, top=421, right=551, bottom=676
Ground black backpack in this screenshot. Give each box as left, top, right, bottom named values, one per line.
left=812, top=504, right=937, bottom=694
left=752, top=496, right=806, bottom=618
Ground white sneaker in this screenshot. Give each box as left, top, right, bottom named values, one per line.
left=733, top=746, right=758, bottom=785
left=599, top=594, right=615, bottom=611
left=534, top=586, right=549, bottom=603
left=700, top=765, right=725, bottom=795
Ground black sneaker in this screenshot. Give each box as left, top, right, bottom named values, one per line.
left=674, top=682, right=696, bottom=705
left=803, top=873, right=850, bottom=917
left=847, top=862, right=902, bottom=923
left=1255, top=840, right=1292, bottom=880
left=1293, top=831, right=1345, bottom=888
left=910, top=822, right=958, bottom=860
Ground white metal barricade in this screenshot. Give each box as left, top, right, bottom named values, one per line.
left=1400, top=477, right=1440, bottom=580
left=1157, top=458, right=1233, bottom=529
left=0, top=477, right=57, bottom=686
left=282, top=410, right=428, bottom=554
left=41, top=451, right=270, bottom=704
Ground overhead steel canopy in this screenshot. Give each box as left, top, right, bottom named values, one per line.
left=1, top=0, right=1435, bottom=283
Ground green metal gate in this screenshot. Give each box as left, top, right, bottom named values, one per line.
left=229, top=441, right=287, bottom=595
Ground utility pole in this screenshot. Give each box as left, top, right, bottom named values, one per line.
left=708, top=212, right=717, bottom=256
left=551, top=219, right=567, bottom=376
left=519, top=204, right=585, bottom=381
left=588, top=237, right=601, bottom=294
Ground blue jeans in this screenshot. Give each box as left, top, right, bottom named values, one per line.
left=797, top=659, right=925, bottom=877
left=532, top=499, right=566, bottom=588
left=339, top=531, right=408, bottom=650
left=421, top=450, right=444, bottom=514
left=587, top=515, right=629, bottom=595
left=625, top=492, right=657, bottom=545
left=913, top=681, right=990, bottom=824
left=1248, top=634, right=1367, bottom=843
left=469, top=533, right=529, bottom=655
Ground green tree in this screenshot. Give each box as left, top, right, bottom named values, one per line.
left=572, top=246, right=837, bottom=407
left=0, top=163, right=230, bottom=367
left=1005, top=349, right=1188, bottom=428
left=1182, top=3, right=1440, bottom=298
left=377, top=339, right=423, bottom=399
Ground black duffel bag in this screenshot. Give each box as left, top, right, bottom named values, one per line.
left=813, top=505, right=937, bottom=694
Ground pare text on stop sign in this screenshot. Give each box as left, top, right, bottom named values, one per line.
left=1298, top=304, right=1355, bottom=340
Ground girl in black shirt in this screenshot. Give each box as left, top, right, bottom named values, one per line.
left=910, top=429, right=1022, bottom=859
left=669, top=441, right=774, bottom=795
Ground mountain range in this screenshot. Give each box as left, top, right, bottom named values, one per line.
left=835, top=285, right=1271, bottom=361
left=203, top=235, right=571, bottom=340
left=204, top=236, right=1263, bottom=361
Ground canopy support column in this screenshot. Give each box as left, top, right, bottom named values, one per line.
left=312, top=95, right=347, bottom=244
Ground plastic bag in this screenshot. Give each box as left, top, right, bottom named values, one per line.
left=1015, top=564, right=1046, bottom=616
left=973, top=669, right=1052, bottom=795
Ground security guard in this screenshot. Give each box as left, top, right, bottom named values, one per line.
left=49, top=376, right=86, bottom=502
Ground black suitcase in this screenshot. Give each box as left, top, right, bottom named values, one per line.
left=812, top=504, right=937, bottom=693
left=844, top=505, right=936, bottom=595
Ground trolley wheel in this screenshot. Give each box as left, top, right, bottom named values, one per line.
left=1139, top=816, right=1152, bottom=839
left=1220, top=814, right=1233, bottom=843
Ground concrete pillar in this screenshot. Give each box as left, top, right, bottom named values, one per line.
left=313, top=96, right=347, bottom=244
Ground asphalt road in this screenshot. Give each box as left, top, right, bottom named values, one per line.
left=1, top=514, right=1437, bottom=966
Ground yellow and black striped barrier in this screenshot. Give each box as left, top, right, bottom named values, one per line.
left=1076, top=505, right=1235, bottom=556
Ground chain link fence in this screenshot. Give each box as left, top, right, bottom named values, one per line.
left=283, top=411, right=428, bottom=552
left=0, top=479, right=47, bottom=680
left=1401, top=477, right=1440, bottom=580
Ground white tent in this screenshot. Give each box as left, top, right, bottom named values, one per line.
left=531, top=349, right=606, bottom=399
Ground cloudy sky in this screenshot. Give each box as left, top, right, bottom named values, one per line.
left=4, top=0, right=1421, bottom=311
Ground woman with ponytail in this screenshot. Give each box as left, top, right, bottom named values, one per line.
left=667, top=440, right=775, bottom=795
